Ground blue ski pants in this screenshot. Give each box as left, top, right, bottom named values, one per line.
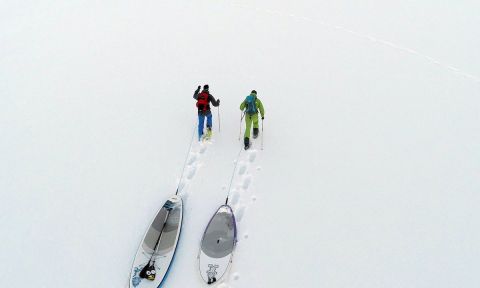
left=198, top=112, right=212, bottom=139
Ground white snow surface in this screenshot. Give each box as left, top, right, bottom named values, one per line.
left=1, top=0, right=480, bottom=287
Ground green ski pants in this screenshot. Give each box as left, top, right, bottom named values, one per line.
left=244, top=113, right=259, bottom=139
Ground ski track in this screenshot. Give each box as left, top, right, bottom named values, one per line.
left=222, top=0, right=480, bottom=84
left=219, top=139, right=262, bottom=288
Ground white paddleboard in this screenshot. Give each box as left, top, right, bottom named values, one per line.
left=130, top=195, right=183, bottom=288
left=198, top=205, right=237, bottom=284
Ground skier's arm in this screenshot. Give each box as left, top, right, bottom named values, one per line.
left=193, top=86, right=200, bottom=100
left=239, top=101, right=246, bottom=111
left=257, top=99, right=265, bottom=118
left=209, top=94, right=220, bottom=107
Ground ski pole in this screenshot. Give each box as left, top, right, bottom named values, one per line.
left=218, top=106, right=221, bottom=132
left=261, top=118, right=264, bottom=150
left=238, top=111, right=245, bottom=141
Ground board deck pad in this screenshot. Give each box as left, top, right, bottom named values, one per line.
left=130, top=195, right=183, bottom=288
left=199, top=205, right=237, bottom=284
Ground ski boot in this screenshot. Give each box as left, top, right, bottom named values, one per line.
left=205, top=127, right=212, bottom=140
left=253, top=128, right=259, bottom=139
left=244, top=137, right=250, bottom=150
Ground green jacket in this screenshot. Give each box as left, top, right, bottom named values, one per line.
left=240, top=95, right=265, bottom=117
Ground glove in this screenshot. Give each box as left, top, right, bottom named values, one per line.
left=261, top=116, right=264, bottom=120
left=195, top=85, right=201, bottom=92
left=217, top=99, right=220, bottom=105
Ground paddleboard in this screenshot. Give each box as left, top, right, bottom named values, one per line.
left=130, top=195, right=183, bottom=288
left=198, top=205, right=237, bottom=284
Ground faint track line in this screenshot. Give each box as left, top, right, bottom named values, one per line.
left=224, top=0, right=480, bottom=83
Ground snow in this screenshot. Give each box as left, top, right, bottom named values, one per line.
left=1, top=0, right=480, bottom=287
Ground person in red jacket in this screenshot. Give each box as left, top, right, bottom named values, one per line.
left=194, top=84, right=220, bottom=140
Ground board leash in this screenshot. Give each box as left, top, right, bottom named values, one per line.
left=139, top=209, right=171, bottom=280
left=225, top=146, right=244, bottom=205
left=175, top=124, right=197, bottom=195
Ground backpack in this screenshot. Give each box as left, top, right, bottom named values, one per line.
left=196, top=92, right=210, bottom=111
left=245, top=95, right=257, bottom=115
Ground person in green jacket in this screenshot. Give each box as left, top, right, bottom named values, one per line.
left=240, top=90, right=265, bottom=150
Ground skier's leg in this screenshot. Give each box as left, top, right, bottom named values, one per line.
left=206, top=112, right=213, bottom=129
left=206, top=112, right=213, bottom=138
left=253, top=113, right=259, bottom=129
left=244, top=115, right=253, bottom=149
left=198, top=114, right=205, bottom=140
left=244, top=136, right=250, bottom=149
left=244, top=115, right=252, bottom=139
left=252, top=113, right=259, bottom=138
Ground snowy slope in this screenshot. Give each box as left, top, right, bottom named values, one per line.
left=1, top=0, right=480, bottom=287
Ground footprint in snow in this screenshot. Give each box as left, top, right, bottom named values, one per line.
left=187, top=153, right=197, bottom=165
left=235, top=206, right=246, bottom=222
left=242, top=176, right=252, bottom=189
left=248, top=151, right=257, bottom=162
left=186, top=165, right=196, bottom=179
left=182, top=192, right=189, bottom=203
left=231, top=273, right=240, bottom=281
left=178, top=180, right=187, bottom=192
left=199, top=144, right=207, bottom=154
left=231, top=191, right=240, bottom=205
left=238, top=162, right=247, bottom=175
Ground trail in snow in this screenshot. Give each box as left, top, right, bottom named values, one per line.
left=222, top=0, right=480, bottom=83
left=3, top=1, right=479, bottom=287
left=124, top=126, right=215, bottom=288
left=217, top=138, right=263, bottom=288
left=178, top=138, right=215, bottom=205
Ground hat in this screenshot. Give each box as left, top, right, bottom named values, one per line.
left=251, top=90, right=257, bottom=95
left=203, top=84, right=209, bottom=90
